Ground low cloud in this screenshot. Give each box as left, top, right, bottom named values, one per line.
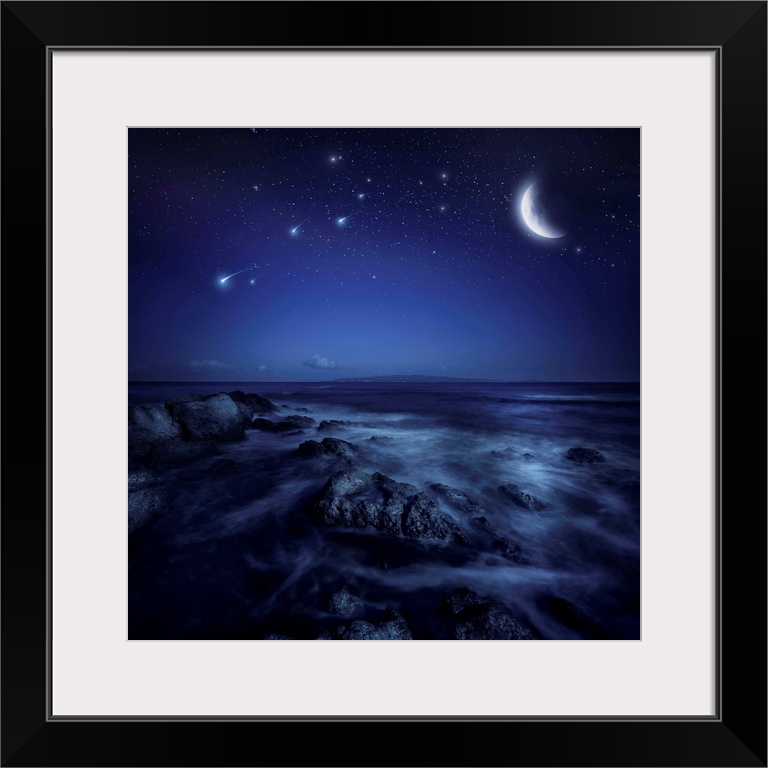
left=303, top=354, right=343, bottom=370
left=190, top=359, right=228, bottom=370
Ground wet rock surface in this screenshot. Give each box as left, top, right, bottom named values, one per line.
left=340, top=609, right=412, bottom=640
left=252, top=415, right=313, bottom=432
left=128, top=470, right=169, bottom=533
left=565, top=447, right=606, bottom=464
left=430, top=588, right=537, bottom=640
left=317, top=419, right=352, bottom=432
left=129, top=392, right=261, bottom=472
left=166, top=393, right=245, bottom=443
left=296, top=438, right=361, bottom=461
left=428, top=483, right=480, bottom=515
left=328, top=587, right=364, bottom=617
left=499, top=483, right=545, bottom=511
left=311, top=470, right=469, bottom=544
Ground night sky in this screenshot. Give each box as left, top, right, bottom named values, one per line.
left=129, top=128, right=639, bottom=382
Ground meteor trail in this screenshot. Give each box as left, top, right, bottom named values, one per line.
left=336, top=214, right=354, bottom=226
left=220, top=265, right=257, bottom=284
left=290, top=218, right=309, bottom=235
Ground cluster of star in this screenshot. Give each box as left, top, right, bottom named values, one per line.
left=129, top=127, right=639, bottom=381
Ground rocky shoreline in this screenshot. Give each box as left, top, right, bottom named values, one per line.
left=129, top=389, right=619, bottom=640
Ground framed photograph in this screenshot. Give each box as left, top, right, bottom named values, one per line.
left=4, top=1, right=765, bottom=765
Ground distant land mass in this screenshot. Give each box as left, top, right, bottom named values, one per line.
left=331, top=375, right=503, bottom=383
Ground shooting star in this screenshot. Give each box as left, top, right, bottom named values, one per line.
left=290, top=218, right=310, bottom=236
left=220, top=265, right=257, bottom=284
left=336, top=214, right=354, bottom=226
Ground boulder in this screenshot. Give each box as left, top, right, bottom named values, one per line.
left=492, top=538, right=530, bottom=564
left=472, top=516, right=530, bottom=564
left=253, top=416, right=314, bottom=433
left=499, top=483, right=545, bottom=511
left=317, top=419, right=352, bottom=432
left=128, top=470, right=169, bottom=534
left=428, top=483, right=480, bottom=515
left=328, top=587, right=363, bottom=617
left=431, top=588, right=536, bottom=640
left=166, top=393, right=245, bottom=443
left=296, top=438, right=360, bottom=461
left=340, top=609, right=412, bottom=640
left=311, top=470, right=469, bottom=544
left=565, top=447, right=606, bottom=464
left=227, top=390, right=279, bottom=416
left=128, top=404, right=182, bottom=455
left=233, top=400, right=257, bottom=428
left=284, top=415, right=315, bottom=428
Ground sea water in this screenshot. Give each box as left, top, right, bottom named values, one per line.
left=128, top=381, right=640, bottom=640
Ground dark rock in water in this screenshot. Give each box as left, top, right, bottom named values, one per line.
left=296, top=438, right=360, bottom=461
left=493, top=538, right=530, bottom=564
left=166, top=393, right=245, bottom=444
left=428, top=483, right=480, bottom=515
left=227, top=390, right=279, bottom=415
left=128, top=404, right=182, bottom=454
left=471, top=517, right=530, bottom=563
left=443, top=588, right=489, bottom=615
left=402, top=493, right=467, bottom=542
left=233, top=400, right=257, bottom=429
left=328, top=587, right=363, bottom=617
left=129, top=394, right=248, bottom=472
left=209, top=458, right=244, bottom=477
left=128, top=469, right=159, bottom=493
left=367, top=435, right=394, bottom=443
left=537, top=596, right=610, bottom=639
left=264, top=633, right=294, bottom=640
left=499, top=483, right=545, bottom=511
left=285, top=414, right=315, bottom=427
left=340, top=609, right=412, bottom=640
left=491, top=449, right=535, bottom=461
left=317, top=419, right=352, bottom=432
left=431, top=588, right=536, bottom=640
left=128, top=470, right=169, bottom=533
left=254, top=416, right=313, bottom=433
left=311, top=470, right=469, bottom=544
left=565, top=446, right=606, bottom=464
left=455, top=604, right=535, bottom=640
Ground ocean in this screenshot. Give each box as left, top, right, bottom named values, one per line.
left=128, top=381, right=640, bottom=640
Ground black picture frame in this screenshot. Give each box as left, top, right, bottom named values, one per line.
left=3, top=2, right=765, bottom=766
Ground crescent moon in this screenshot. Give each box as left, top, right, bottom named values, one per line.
left=521, top=183, right=567, bottom=239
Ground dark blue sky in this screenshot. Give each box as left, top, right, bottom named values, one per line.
left=129, top=128, right=639, bottom=382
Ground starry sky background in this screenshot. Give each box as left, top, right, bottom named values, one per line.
left=129, top=128, right=640, bottom=382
